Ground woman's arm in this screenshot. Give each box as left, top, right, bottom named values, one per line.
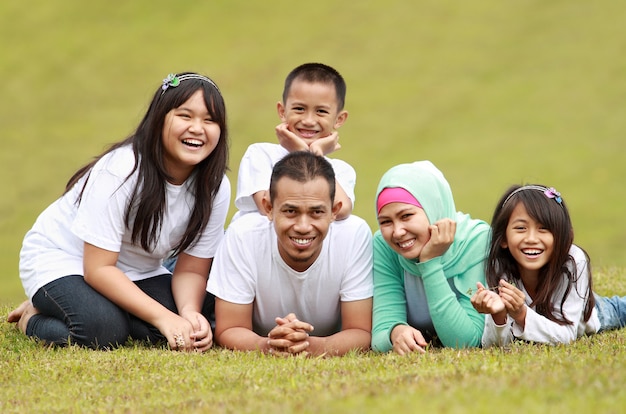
left=371, top=233, right=408, bottom=352
left=419, top=257, right=485, bottom=348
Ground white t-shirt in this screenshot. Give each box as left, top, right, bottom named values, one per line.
left=19, top=145, right=231, bottom=300
left=207, top=213, right=373, bottom=337
left=481, top=244, right=600, bottom=347
left=231, top=143, right=356, bottom=222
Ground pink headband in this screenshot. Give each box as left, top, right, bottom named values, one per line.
left=377, top=187, right=422, bottom=215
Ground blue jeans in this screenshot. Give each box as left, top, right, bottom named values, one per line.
left=595, top=293, right=626, bottom=331
left=27, top=274, right=214, bottom=349
left=163, top=256, right=177, bottom=273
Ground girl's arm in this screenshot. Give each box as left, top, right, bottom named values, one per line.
left=471, top=283, right=512, bottom=348
left=83, top=242, right=196, bottom=351
left=371, top=233, right=408, bottom=352
left=171, top=252, right=213, bottom=351
left=484, top=269, right=590, bottom=346
left=482, top=314, right=514, bottom=348
left=511, top=252, right=592, bottom=345
left=509, top=292, right=584, bottom=345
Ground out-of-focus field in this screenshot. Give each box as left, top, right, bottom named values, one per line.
left=1, top=0, right=625, bottom=304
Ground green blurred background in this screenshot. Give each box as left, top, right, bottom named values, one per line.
left=1, top=0, right=625, bottom=305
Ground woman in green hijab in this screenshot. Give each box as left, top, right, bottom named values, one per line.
left=372, top=161, right=490, bottom=354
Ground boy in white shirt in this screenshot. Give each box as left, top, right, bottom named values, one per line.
left=233, top=63, right=356, bottom=222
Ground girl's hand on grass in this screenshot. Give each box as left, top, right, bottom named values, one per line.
left=267, top=313, right=313, bottom=357
left=390, top=325, right=428, bottom=356
left=155, top=313, right=198, bottom=352
left=498, top=280, right=527, bottom=326
left=180, top=310, right=213, bottom=352
left=154, top=311, right=207, bottom=352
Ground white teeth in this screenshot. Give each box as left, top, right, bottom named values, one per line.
left=398, top=239, right=415, bottom=249
left=182, top=139, right=203, bottom=147
left=522, top=249, right=542, bottom=255
left=292, top=238, right=313, bottom=245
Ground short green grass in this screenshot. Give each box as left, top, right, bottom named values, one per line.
left=2, top=268, right=624, bottom=413
left=2, top=1, right=626, bottom=412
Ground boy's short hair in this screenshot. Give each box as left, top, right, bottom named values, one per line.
left=282, top=63, right=347, bottom=111
left=269, top=151, right=336, bottom=204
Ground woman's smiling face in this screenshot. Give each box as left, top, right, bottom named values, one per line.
left=378, top=202, right=431, bottom=260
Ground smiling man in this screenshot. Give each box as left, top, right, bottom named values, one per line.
left=207, top=151, right=373, bottom=357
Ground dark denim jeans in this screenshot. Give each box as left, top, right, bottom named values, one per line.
left=27, top=274, right=214, bottom=349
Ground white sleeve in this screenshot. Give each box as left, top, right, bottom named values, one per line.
left=206, top=221, right=257, bottom=304
left=336, top=217, right=374, bottom=301
left=511, top=255, right=590, bottom=345
left=512, top=298, right=581, bottom=345
left=329, top=158, right=356, bottom=204
left=235, top=144, right=282, bottom=213
left=184, top=175, right=231, bottom=259
left=71, top=169, right=132, bottom=252
left=481, top=315, right=514, bottom=348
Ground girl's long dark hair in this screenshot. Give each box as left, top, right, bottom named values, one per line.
left=65, top=72, right=229, bottom=255
left=486, top=185, right=594, bottom=324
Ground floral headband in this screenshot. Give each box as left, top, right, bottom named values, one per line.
left=502, top=185, right=563, bottom=207
left=161, top=73, right=219, bottom=95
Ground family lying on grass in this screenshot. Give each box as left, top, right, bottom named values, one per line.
left=7, top=64, right=626, bottom=356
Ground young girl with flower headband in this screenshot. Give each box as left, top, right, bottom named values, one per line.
left=7, top=72, right=230, bottom=352
left=371, top=161, right=490, bottom=355
left=471, top=185, right=626, bottom=347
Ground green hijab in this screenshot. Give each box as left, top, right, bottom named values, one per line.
left=375, top=161, right=489, bottom=279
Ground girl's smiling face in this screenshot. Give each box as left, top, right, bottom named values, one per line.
left=161, top=89, right=221, bottom=184
left=502, top=202, right=555, bottom=280
left=378, top=202, right=431, bottom=260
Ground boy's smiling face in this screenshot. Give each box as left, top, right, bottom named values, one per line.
left=277, top=79, right=347, bottom=145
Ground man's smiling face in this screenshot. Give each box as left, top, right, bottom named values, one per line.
left=265, top=176, right=339, bottom=272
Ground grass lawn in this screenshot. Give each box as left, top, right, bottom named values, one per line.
left=2, top=314, right=626, bottom=413
left=2, top=269, right=625, bottom=413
